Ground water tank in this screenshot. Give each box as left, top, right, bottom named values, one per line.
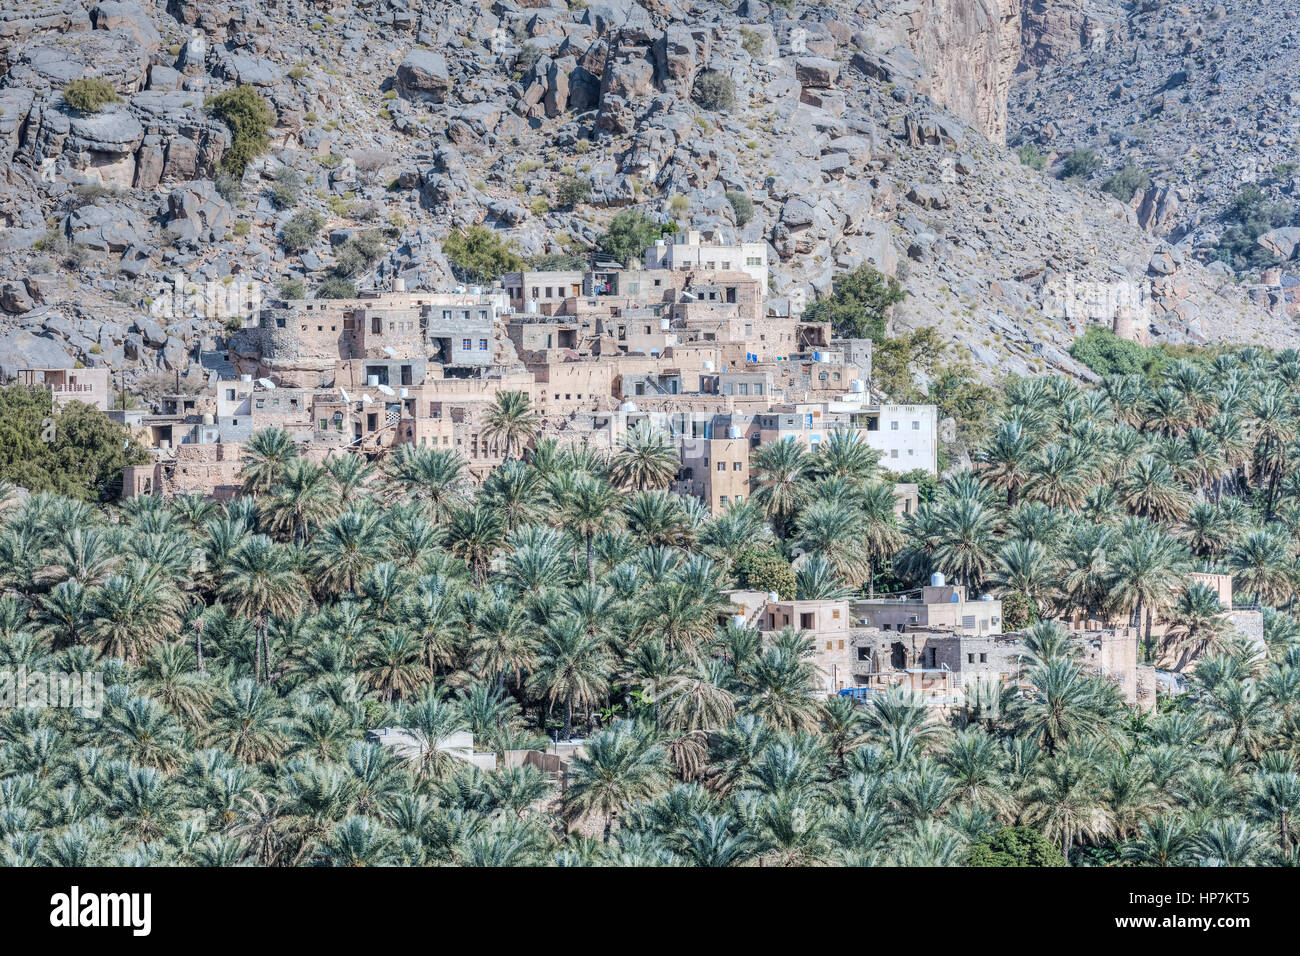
left=731, top=614, right=746, bottom=628
left=850, top=379, right=865, bottom=393
left=950, top=593, right=960, bottom=603
left=202, top=413, right=215, bottom=426
left=399, top=388, right=409, bottom=398
left=392, top=275, right=406, bottom=293
left=702, top=360, right=715, bottom=372
left=930, top=572, right=946, bottom=587
left=813, top=350, right=821, bottom=361
left=727, top=425, right=741, bottom=439
left=659, top=318, right=670, bottom=331
left=981, top=594, right=994, bottom=602
left=240, top=374, right=252, bottom=383
left=526, top=300, right=538, bottom=314
left=470, top=285, right=482, bottom=296
left=619, top=401, right=639, bottom=412
left=367, top=375, right=380, bottom=387
left=767, top=591, right=780, bottom=602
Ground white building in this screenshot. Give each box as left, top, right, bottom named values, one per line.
left=644, top=230, right=768, bottom=288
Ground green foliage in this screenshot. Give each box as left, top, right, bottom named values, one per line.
left=1210, top=185, right=1295, bottom=272
left=801, top=264, right=905, bottom=341
left=1059, top=148, right=1101, bottom=181
left=967, top=827, right=1066, bottom=867
left=271, top=168, right=303, bottom=210
left=927, top=363, right=1001, bottom=453
left=891, top=467, right=939, bottom=503
left=1016, top=143, right=1046, bottom=170
left=315, top=276, right=356, bottom=299
left=555, top=175, right=593, bottom=209
left=332, top=230, right=389, bottom=278
left=733, top=546, right=796, bottom=599
left=692, top=70, right=736, bottom=112
left=725, top=190, right=753, bottom=227
left=280, top=210, right=324, bottom=254
left=61, top=78, right=119, bottom=113
left=443, top=226, right=524, bottom=284
left=0, top=385, right=148, bottom=501
left=595, top=210, right=668, bottom=267
left=207, top=84, right=275, bottom=174
left=740, top=28, right=764, bottom=59
left=1100, top=162, right=1151, bottom=203
left=1068, top=326, right=1164, bottom=378
left=871, top=327, right=949, bottom=401
left=1001, top=591, right=1038, bottom=631
left=278, top=278, right=306, bottom=300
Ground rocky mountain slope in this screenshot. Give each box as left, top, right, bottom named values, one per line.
left=1009, top=0, right=1300, bottom=273
left=0, top=0, right=1292, bottom=390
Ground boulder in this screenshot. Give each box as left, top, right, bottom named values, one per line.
left=164, top=180, right=233, bottom=245
left=395, top=50, right=450, bottom=102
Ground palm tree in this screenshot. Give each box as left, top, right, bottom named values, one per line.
left=443, top=504, right=504, bottom=585
left=481, top=390, right=541, bottom=461
left=1109, top=526, right=1187, bottom=661
left=1162, top=583, right=1232, bottom=671
left=324, top=453, right=375, bottom=503
left=382, top=445, right=469, bottom=520
left=811, top=429, right=880, bottom=484
left=1117, top=455, right=1192, bottom=521
left=609, top=422, right=680, bottom=491
left=1121, top=815, right=1193, bottom=866
left=528, top=614, right=613, bottom=741
left=793, top=500, right=870, bottom=587
left=239, top=427, right=300, bottom=496
left=562, top=474, right=625, bottom=584
left=1229, top=529, right=1295, bottom=607
left=751, top=437, right=811, bottom=540
left=931, top=498, right=998, bottom=590
left=479, top=460, right=545, bottom=533
left=859, top=481, right=905, bottom=599
left=263, top=458, right=338, bottom=544
left=564, top=723, right=668, bottom=841
left=1024, top=743, right=1112, bottom=859
left=311, top=510, right=388, bottom=595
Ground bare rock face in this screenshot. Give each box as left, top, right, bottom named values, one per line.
left=877, top=0, right=1024, bottom=144
left=1020, top=0, right=1113, bottom=68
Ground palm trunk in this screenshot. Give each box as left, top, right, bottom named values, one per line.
left=564, top=692, right=573, bottom=742
left=586, top=532, right=595, bottom=586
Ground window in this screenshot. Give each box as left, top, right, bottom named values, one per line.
left=735, top=494, right=743, bottom=503
left=980, top=653, right=988, bottom=663
left=319, top=420, right=328, bottom=430
left=478, top=338, right=488, bottom=350
left=226, top=389, right=235, bottom=400
left=890, top=449, right=898, bottom=458
left=719, top=495, right=728, bottom=505
left=462, top=338, right=472, bottom=350
left=968, top=654, right=975, bottom=664
left=912, top=420, right=920, bottom=430
left=890, top=420, right=899, bottom=430
left=826, top=641, right=832, bottom=651
left=716, top=462, right=726, bottom=471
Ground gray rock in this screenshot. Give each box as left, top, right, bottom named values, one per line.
left=396, top=50, right=450, bottom=102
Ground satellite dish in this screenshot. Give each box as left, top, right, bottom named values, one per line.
left=377, top=384, right=395, bottom=396
left=383, top=346, right=397, bottom=356
left=362, top=394, right=373, bottom=405
left=257, top=377, right=275, bottom=389
left=339, top=388, right=351, bottom=402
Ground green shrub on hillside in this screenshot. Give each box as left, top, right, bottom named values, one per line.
left=207, top=85, right=275, bottom=174
left=62, top=78, right=119, bottom=113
